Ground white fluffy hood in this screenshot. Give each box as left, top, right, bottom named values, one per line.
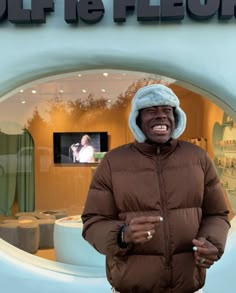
left=128, top=84, right=187, bottom=142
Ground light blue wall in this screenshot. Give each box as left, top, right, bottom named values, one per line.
left=0, top=0, right=236, bottom=119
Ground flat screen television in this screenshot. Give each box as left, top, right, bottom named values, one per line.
left=53, top=132, right=108, bottom=164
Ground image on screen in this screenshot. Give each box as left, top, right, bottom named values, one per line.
left=53, top=132, right=108, bottom=164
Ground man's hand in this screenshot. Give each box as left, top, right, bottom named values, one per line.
left=123, top=216, right=163, bottom=244
left=192, top=237, right=219, bottom=269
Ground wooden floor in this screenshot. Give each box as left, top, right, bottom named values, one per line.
left=35, top=248, right=56, bottom=261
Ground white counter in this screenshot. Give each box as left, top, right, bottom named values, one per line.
left=54, top=215, right=105, bottom=267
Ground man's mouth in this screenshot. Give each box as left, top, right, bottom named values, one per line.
left=152, top=124, right=169, bottom=133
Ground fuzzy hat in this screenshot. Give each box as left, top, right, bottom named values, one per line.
left=128, top=84, right=186, bottom=142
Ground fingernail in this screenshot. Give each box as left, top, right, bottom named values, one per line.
left=193, top=246, right=198, bottom=251
left=160, top=217, right=164, bottom=222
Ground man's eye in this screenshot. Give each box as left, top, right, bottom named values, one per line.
left=145, top=108, right=155, bottom=113
left=164, top=108, right=172, bottom=113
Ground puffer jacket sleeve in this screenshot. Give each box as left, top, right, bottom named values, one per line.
left=197, top=152, right=230, bottom=258
left=82, top=155, right=132, bottom=257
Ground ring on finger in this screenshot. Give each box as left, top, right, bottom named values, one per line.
left=146, top=231, right=152, bottom=240
left=200, top=258, right=206, bottom=264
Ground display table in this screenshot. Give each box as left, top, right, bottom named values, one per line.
left=54, top=215, right=105, bottom=267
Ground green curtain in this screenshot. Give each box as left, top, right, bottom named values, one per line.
left=0, top=132, right=18, bottom=215
left=0, top=129, right=34, bottom=216
left=16, top=130, right=35, bottom=212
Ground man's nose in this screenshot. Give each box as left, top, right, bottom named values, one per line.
left=154, top=109, right=166, bottom=118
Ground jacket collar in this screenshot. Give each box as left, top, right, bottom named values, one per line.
left=133, top=139, right=178, bottom=156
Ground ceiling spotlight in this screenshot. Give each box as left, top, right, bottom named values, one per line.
left=103, top=72, right=109, bottom=77
left=20, top=89, right=24, bottom=93
left=59, top=89, right=64, bottom=93
left=78, top=74, right=82, bottom=77
left=32, top=90, right=37, bottom=94
left=21, top=100, right=26, bottom=104
left=82, top=89, right=87, bottom=93
left=101, top=89, right=106, bottom=92
left=107, top=99, right=112, bottom=103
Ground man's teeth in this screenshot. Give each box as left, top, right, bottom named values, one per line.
left=153, top=125, right=167, bottom=131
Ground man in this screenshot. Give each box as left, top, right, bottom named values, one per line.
left=78, top=134, right=95, bottom=163
left=70, top=134, right=95, bottom=163
left=82, top=84, right=230, bottom=293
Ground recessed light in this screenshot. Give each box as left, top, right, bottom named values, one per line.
left=59, top=89, right=64, bottom=93
left=107, top=99, right=111, bottom=103
left=101, top=89, right=106, bottom=92
left=78, top=74, right=82, bottom=77
left=103, top=72, right=109, bottom=77
left=21, top=100, right=26, bottom=104
left=82, top=89, right=87, bottom=93
left=20, top=89, right=24, bottom=93
left=32, top=90, right=37, bottom=94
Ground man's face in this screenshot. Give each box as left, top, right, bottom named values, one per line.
left=139, top=105, right=175, bottom=144
left=81, top=135, right=88, bottom=146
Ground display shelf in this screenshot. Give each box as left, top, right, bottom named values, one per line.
left=226, top=188, right=236, bottom=192
left=223, top=174, right=236, bottom=180
left=222, top=121, right=234, bottom=128
left=212, top=113, right=236, bottom=214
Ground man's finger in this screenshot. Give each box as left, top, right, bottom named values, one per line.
left=147, top=216, right=163, bottom=223
left=192, top=238, right=206, bottom=247
left=192, top=238, right=219, bottom=256
left=193, top=246, right=218, bottom=257
left=130, top=216, right=163, bottom=225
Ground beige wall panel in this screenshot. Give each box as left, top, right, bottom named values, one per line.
left=34, top=106, right=129, bottom=211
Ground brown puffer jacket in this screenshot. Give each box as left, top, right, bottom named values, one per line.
left=82, top=140, right=230, bottom=293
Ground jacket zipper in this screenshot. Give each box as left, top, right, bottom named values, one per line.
left=156, top=146, right=172, bottom=285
